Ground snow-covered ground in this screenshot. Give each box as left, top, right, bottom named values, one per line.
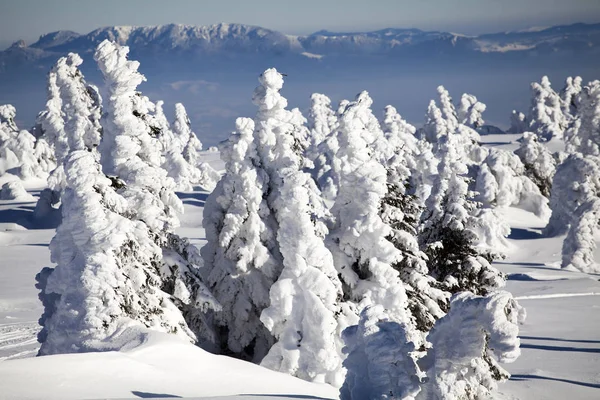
left=0, top=149, right=599, bottom=399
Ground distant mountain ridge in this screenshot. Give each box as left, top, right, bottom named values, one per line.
left=1, top=21, right=599, bottom=146
left=5, top=21, right=600, bottom=58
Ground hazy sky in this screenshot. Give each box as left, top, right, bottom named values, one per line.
left=2, top=0, right=600, bottom=48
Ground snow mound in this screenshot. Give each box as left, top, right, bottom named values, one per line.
left=0, top=331, right=337, bottom=400
left=0, top=181, right=34, bottom=201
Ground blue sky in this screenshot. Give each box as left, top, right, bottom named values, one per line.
left=2, top=0, right=600, bottom=48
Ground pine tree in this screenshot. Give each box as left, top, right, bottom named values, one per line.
left=306, top=93, right=341, bottom=200
left=457, top=93, right=486, bottom=129
left=174, top=103, right=221, bottom=190
left=36, top=56, right=198, bottom=354
left=94, top=40, right=219, bottom=346
left=328, top=91, right=415, bottom=332
left=419, top=291, right=525, bottom=400
left=560, top=76, right=583, bottom=119
left=527, top=76, right=567, bottom=141
left=340, top=305, right=422, bottom=400
left=202, top=117, right=280, bottom=360
left=507, top=110, right=527, bottom=134
left=419, top=133, right=505, bottom=295
left=544, top=153, right=600, bottom=238
left=249, top=68, right=345, bottom=385
left=514, top=132, right=556, bottom=197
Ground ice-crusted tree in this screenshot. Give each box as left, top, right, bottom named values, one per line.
left=544, top=153, right=600, bottom=238
left=383, top=105, right=437, bottom=203
left=507, top=110, right=527, bottom=134
left=419, top=133, right=505, bottom=295
left=419, top=291, right=525, bottom=400
left=328, top=91, right=416, bottom=336
left=94, top=39, right=219, bottom=346
left=457, top=93, right=486, bottom=129
left=514, top=132, right=556, bottom=197
left=153, top=100, right=197, bottom=191
left=306, top=93, right=341, bottom=200
left=381, top=105, right=449, bottom=333
left=527, top=76, right=567, bottom=141
left=340, top=305, right=421, bottom=400
left=36, top=64, right=201, bottom=354
left=478, top=148, right=551, bottom=220
left=560, top=76, right=583, bottom=119
left=202, top=117, right=280, bottom=361
left=565, top=80, right=600, bottom=156
left=562, top=197, right=600, bottom=273
left=174, top=103, right=220, bottom=190
left=248, top=68, right=346, bottom=386
left=0, top=105, right=47, bottom=179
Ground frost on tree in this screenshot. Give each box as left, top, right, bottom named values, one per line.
left=248, top=68, right=345, bottom=386
left=383, top=105, right=437, bottom=203
left=328, top=91, right=416, bottom=336
left=419, top=133, right=505, bottom=295
left=514, top=132, right=556, bottom=197
left=507, top=110, right=527, bottom=134
left=419, top=291, right=525, bottom=400
left=544, top=153, right=600, bottom=238
left=36, top=74, right=199, bottom=353
left=340, top=305, right=421, bottom=400
left=478, top=148, right=551, bottom=220
left=94, top=40, right=219, bottom=347
left=526, top=76, right=567, bottom=141
left=565, top=80, right=600, bottom=156
left=381, top=105, right=449, bottom=333
left=153, top=100, right=197, bottom=192
left=562, top=198, right=600, bottom=273
left=202, top=117, right=280, bottom=361
left=543, top=153, right=600, bottom=273
left=306, top=93, right=341, bottom=200
left=457, top=93, right=486, bottom=129
left=174, top=103, right=221, bottom=190
left=0, top=105, right=46, bottom=180
left=560, top=76, right=583, bottom=119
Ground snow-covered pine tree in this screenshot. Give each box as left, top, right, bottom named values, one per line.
left=340, top=305, right=422, bottom=400
left=174, top=103, right=220, bottom=190
left=419, top=291, right=525, bottom=400
left=202, top=116, right=280, bottom=361
left=507, top=110, right=527, bottom=134
left=562, top=197, right=600, bottom=273
left=306, top=93, right=341, bottom=200
left=36, top=64, right=198, bottom=354
left=565, top=80, right=600, bottom=156
left=94, top=40, right=219, bottom=346
left=457, top=93, right=486, bottom=129
left=248, top=68, right=346, bottom=386
left=544, top=153, right=600, bottom=238
left=478, top=148, right=551, bottom=220
left=560, top=76, right=583, bottom=119
left=383, top=105, right=437, bottom=202
left=0, top=105, right=46, bottom=180
left=381, top=105, right=449, bottom=333
left=419, top=132, right=505, bottom=295
left=527, top=76, right=567, bottom=141
left=514, top=132, right=556, bottom=197
left=328, top=91, right=416, bottom=334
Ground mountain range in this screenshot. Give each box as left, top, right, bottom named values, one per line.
left=1, top=22, right=599, bottom=145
